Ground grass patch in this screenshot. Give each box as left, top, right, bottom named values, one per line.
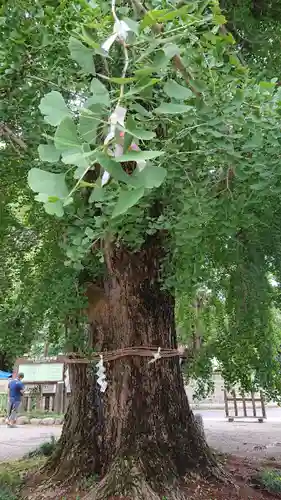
left=255, top=468, right=281, bottom=493
left=0, top=456, right=46, bottom=500
left=24, top=435, right=57, bottom=459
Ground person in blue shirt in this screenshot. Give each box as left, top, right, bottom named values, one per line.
left=6, top=373, right=25, bottom=427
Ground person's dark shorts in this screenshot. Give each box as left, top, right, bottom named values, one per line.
left=7, top=399, right=21, bottom=419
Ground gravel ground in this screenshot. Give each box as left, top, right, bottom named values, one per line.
left=1, top=409, right=281, bottom=461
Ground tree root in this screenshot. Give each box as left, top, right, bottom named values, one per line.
left=84, top=455, right=188, bottom=500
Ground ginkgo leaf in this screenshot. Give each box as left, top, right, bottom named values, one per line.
left=96, top=152, right=132, bottom=184
left=54, top=117, right=81, bottom=153
left=90, top=78, right=110, bottom=106
left=68, top=37, right=95, bottom=74
left=38, top=144, right=60, bottom=163
left=44, top=201, right=64, bottom=217
left=112, top=187, right=145, bottom=218
left=89, top=186, right=105, bottom=203
left=78, top=112, right=98, bottom=144
left=125, top=126, right=156, bottom=140
left=154, top=103, right=193, bottom=114
left=39, top=91, right=71, bottom=126
left=134, top=166, right=167, bottom=188
left=28, top=168, right=69, bottom=199
left=163, top=80, right=194, bottom=100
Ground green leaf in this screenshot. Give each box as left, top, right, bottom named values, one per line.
left=96, top=152, right=132, bottom=184
left=158, top=6, right=189, bottom=21
left=90, top=78, right=110, bottom=106
left=78, top=111, right=98, bottom=144
left=126, top=78, right=160, bottom=97
left=134, top=166, right=167, bottom=188
left=89, top=186, right=105, bottom=203
left=68, top=37, right=95, bottom=74
left=131, top=103, right=152, bottom=117
left=44, top=201, right=64, bottom=217
left=113, top=150, right=164, bottom=162
left=38, top=144, right=60, bottom=163
left=140, top=10, right=165, bottom=30
left=85, top=227, right=95, bottom=238
left=140, top=8, right=187, bottom=30
left=214, top=14, right=227, bottom=25
left=28, top=168, right=69, bottom=199
left=250, top=182, right=269, bottom=191
left=112, top=187, right=145, bottom=218
left=163, top=80, right=193, bottom=100
left=154, top=103, right=193, bottom=114
left=39, top=91, right=71, bottom=126
left=163, top=44, right=180, bottom=58
left=64, top=145, right=94, bottom=171
left=123, top=17, right=139, bottom=34
left=81, top=26, right=108, bottom=56
left=243, top=132, right=263, bottom=150
left=125, top=124, right=156, bottom=140
left=54, top=117, right=81, bottom=153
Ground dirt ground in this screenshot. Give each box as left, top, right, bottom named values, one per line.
left=24, top=455, right=281, bottom=500
left=183, top=455, right=281, bottom=499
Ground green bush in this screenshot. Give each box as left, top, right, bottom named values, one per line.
left=256, top=468, right=281, bottom=493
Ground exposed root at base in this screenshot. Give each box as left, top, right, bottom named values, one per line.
left=84, top=456, right=188, bottom=500
left=209, top=462, right=236, bottom=485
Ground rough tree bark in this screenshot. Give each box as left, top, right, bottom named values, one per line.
left=43, top=362, right=103, bottom=482
left=85, top=237, right=220, bottom=500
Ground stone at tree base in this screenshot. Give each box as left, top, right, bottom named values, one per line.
left=30, top=418, right=42, bottom=425
left=54, top=417, right=64, bottom=425
left=42, top=417, right=55, bottom=425
left=17, top=416, right=29, bottom=425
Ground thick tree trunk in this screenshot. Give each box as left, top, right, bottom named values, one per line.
left=86, top=238, right=220, bottom=500
left=43, top=362, right=103, bottom=482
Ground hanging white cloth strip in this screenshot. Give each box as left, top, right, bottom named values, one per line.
left=96, top=355, right=108, bottom=392
left=148, top=347, right=162, bottom=365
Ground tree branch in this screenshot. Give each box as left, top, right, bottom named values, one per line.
left=0, top=122, right=27, bottom=151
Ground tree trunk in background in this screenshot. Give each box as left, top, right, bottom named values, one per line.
left=0, top=352, right=10, bottom=371
left=44, top=362, right=103, bottom=482
left=86, top=237, right=219, bottom=500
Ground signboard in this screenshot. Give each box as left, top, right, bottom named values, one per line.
left=18, top=363, right=64, bottom=383
left=42, top=384, right=56, bottom=393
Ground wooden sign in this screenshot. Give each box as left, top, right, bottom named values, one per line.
left=16, top=361, right=64, bottom=383
left=42, top=384, right=56, bottom=393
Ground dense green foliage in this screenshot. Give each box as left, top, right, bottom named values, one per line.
left=1, top=0, right=281, bottom=398
left=222, top=0, right=281, bottom=77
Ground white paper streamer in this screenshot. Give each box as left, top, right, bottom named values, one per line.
left=101, top=20, right=131, bottom=54
left=148, top=347, right=162, bottom=365
left=96, top=355, right=108, bottom=392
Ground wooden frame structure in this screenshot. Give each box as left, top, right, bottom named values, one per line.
left=13, top=356, right=69, bottom=414
left=224, top=389, right=266, bottom=422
